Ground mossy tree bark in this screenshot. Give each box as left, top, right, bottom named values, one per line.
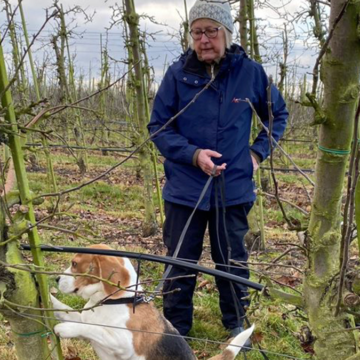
left=303, top=1, right=360, bottom=359
left=0, top=237, right=51, bottom=360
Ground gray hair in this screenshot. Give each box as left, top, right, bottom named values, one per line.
left=188, top=22, right=233, bottom=50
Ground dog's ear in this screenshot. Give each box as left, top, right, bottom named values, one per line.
left=96, top=255, right=130, bottom=299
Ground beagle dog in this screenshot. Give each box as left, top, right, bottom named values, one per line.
left=51, top=244, right=254, bottom=360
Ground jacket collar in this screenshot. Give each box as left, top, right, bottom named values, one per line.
left=182, top=44, right=247, bottom=77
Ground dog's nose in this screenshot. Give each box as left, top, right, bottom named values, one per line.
left=55, top=276, right=60, bottom=283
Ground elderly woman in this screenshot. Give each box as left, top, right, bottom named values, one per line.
left=148, top=0, right=288, bottom=341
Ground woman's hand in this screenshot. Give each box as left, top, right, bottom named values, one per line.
left=197, top=149, right=226, bottom=176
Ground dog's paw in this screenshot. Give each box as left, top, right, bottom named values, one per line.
left=54, top=323, right=80, bottom=338
left=50, top=294, right=64, bottom=309
left=51, top=294, right=73, bottom=320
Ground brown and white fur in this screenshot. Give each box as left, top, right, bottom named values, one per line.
left=52, top=244, right=254, bottom=360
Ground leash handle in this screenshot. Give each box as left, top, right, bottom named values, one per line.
left=211, top=164, right=218, bottom=177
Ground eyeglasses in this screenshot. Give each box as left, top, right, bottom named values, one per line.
left=189, top=26, right=223, bottom=40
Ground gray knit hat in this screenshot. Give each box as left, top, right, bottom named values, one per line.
left=189, top=0, right=234, bottom=33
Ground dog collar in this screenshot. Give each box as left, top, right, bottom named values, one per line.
left=101, top=296, right=147, bottom=306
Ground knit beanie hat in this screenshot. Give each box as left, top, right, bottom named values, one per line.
left=189, top=0, right=234, bottom=33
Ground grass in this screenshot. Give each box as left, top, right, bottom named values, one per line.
left=79, top=181, right=144, bottom=213
left=0, top=146, right=315, bottom=360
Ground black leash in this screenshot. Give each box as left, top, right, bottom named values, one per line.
left=154, top=165, right=268, bottom=358
left=214, top=175, right=246, bottom=333
left=153, top=166, right=217, bottom=295
left=216, top=173, right=270, bottom=360
left=216, top=174, right=246, bottom=325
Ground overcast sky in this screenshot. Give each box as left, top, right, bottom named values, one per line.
left=0, top=0, right=324, bottom=86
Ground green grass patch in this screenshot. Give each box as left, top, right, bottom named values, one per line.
left=78, top=181, right=144, bottom=214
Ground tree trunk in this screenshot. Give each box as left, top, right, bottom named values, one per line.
left=310, top=0, right=326, bottom=47
left=277, top=25, right=289, bottom=96
left=181, top=0, right=189, bottom=52
left=18, top=0, right=58, bottom=196
left=60, top=4, right=88, bottom=174
left=247, top=0, right=261, bottom=62
left=0, top=238, right=50, bottom=360
left=239, top=0, right=248, bottom=51
left=4, top=0, right=27, bottom=104
left=246, top=4, right=265, bottom=249
left=99, top=40, right=110, bottom=154
left=0, top=31, right=63, bottom=360
left=303, top=1, right=360, bottom=359
left=140, top=37, right=164, bottom=226
left=124, top=0, right=157, bottom=237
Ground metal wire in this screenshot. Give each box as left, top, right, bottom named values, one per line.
left=7, top=310, right=309, bottom=360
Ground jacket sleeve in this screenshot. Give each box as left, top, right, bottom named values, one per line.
left=249, top=66, right=288, bottom=162
left=147, top=67, right=199, bottom=165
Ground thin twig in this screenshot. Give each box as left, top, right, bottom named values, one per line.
left=24, top=143, right=135, bottom=153
left=275, top=242, right=308, bottom=254
left=37, top=224, right=89, bottom=240
left=230, top=259, right=302, bottom=294
left=245, top=98, right=315, bottom=186
left=265, top=248, right=296, bottom=271
left=335, top=94, right=360, bottom=315
left=0, top=212, right=58, bottom=247
left=262, top=191, right=309, bottom=215
left=231, top=258, right=304, bottom=273
left=0, top=260, right=195, bottom=295
left=266, top=77, right=297, bottom=230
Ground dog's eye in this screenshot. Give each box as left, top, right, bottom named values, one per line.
left=72, top=261, right=77, bottom=268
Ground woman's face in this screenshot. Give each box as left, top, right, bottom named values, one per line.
left=191, top=19, right=226, bottom=63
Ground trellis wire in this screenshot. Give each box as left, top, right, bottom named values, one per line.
left=7, top=310, right=309, bottom=360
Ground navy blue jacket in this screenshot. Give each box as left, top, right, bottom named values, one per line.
left=148, top=44, right=288, bottom=210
